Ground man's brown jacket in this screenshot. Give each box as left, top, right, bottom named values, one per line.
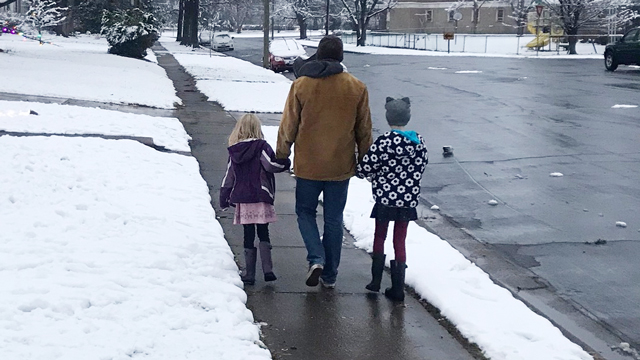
left=276, top=62, right=372, bottom=181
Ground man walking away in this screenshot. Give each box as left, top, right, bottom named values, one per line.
left=276, top=35, right=373, bottom=289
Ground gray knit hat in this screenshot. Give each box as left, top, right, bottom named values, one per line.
left=385, top=97, right=411, bottom=126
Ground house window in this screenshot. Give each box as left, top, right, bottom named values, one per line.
left=426, top=10, right=433, bottom=22
left=497, top=9, right=505, bottom=22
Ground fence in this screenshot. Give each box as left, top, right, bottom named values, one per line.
left=340, top=32, right=622, bottom=55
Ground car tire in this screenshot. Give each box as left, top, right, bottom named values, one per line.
left=605, top=51, right=618, bottom=71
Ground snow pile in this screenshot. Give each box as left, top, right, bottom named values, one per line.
left=0, top=34, right=180, bottom=108
left=0, top=30, right=270, bottom=360
left=0, top=135, right=270, bottom=359
left=159, top=34, right=291, bottom=113
left=341, top=177, right=593, bottom=360
left=0, top=100, right=191, bottom=152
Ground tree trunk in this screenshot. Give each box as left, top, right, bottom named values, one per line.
left=472, top=7, right=479, bottom=34
left=567, top=28, right=578, bottom=54
left=356, top=25, right=363, bottom=46
left=357, top=4, right=367, bottom=46
left=177, top=0, right=184, bottom=41
left=180, top=0, right=192, bottom=46
left=181, top=0, right=199, bottom=47
left=189, top=0, right=199, bottom=47
left=296, top=13, right=307, bottom=39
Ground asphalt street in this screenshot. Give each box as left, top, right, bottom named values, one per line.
left=225, top=37, right=640, bottom=355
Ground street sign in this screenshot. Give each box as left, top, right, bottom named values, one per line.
left=535, top=4, right=544, bottom=16
left=443, top=32, right=455, bottom=40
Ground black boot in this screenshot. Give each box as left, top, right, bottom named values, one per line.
left=365, top=253, right=386, bottom=292
left=385, top=260, right=407, bottom=302
left=241, top=248, right=257, bottom=285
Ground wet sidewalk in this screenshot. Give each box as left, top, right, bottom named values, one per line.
left=152, top=43, right=477, bottom=360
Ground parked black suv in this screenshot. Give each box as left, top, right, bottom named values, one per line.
left=604, top=27, right=640, bottom=71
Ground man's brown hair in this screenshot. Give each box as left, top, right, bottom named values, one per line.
left=316, top=35, right=344, bottom=62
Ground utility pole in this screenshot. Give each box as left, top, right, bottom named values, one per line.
left=325, top=0, right=330, bottom=35
left=517, top=0, right=524, bottom=36
left=263, top=0, right=270, bottom=68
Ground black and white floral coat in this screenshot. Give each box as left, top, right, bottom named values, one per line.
left=356, top=130, right=428, bottom=208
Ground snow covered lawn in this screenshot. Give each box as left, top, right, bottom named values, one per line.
left=159, top=35, right=291, bottom=113
left=0, top=33, right=180, bottom=108
left=0, top=134, right=270, bottom=359
left=0, top=100, right=191, bottom=152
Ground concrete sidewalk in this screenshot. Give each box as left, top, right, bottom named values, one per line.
left=153, top=43, right=478, bottom=360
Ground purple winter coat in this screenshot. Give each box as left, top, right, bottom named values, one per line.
left=220, top=139, right=291, bottom=208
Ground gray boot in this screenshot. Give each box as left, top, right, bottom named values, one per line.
left=366, top=253, right=386, bottom=292
left=241, top=247, right=257, bottom=285
left=385, top=260, right=407, bottom=302
left=259, top=241, right=277, bottom=282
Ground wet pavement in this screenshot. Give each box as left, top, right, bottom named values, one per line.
left=150, top=43, right=478, bottom=360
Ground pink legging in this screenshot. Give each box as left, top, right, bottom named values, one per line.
left=373, top=220, right=408, bottom=263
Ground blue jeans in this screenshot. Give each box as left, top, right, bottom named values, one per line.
left=295, top=177, right=350, bottom=284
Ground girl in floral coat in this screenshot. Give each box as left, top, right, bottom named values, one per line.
left=356, top=97, right=428, bottom=301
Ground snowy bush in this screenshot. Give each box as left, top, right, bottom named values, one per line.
left=25, top=0, right=67, bottom=36
left=100, top=8, right=159, bottom=59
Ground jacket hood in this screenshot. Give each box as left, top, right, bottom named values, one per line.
left=228, top=139, right=263, bottom=164
left=297, top=60, right=344, bottom=78
left=392, top=129, right=420, bottom=144
left=387, top=131, right=421, bottom=159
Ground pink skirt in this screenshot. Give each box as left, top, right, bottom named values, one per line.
left=234, top=202, right=278, bottom=225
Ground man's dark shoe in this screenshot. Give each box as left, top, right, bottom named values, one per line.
left=305, top=263, right=324, bottom=286
left=264, top=272, right=277, bottom=282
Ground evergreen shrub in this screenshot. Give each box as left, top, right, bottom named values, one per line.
left=101, top=8, right=159, bottom=59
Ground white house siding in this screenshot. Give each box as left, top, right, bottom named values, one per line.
left=388, top=1, right=517, bottom=34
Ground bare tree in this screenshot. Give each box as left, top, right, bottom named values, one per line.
left=338, top=0, right=396, bottom=46
left=445, top=0, right=489, bottom=34
left=508, top=0, right=531, bottom=36
left=278, top=0, right=325, bottom=38
left=290, top=0, right=311, bottom=38
left=542, top=0, right=638, bottom=54
left=224, top=0, right=256, bottom=33
left=26, top=0, right=68, bottom=37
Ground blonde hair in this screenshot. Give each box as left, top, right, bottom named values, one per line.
left=228, top=113, right=264, bottom=146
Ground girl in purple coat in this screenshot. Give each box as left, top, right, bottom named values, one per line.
left=220, top=114, right=291, bottom=285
